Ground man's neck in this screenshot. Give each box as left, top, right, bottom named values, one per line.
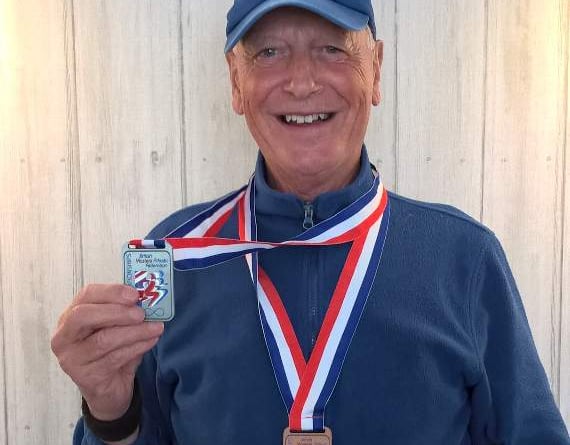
left=265, top=159, right=361, bottom=202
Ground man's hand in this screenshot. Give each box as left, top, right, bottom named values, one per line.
left=51, top=284, right=164, bottom=422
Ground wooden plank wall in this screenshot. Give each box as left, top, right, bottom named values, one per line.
left=561, top=6, right=570, bottom=423
left=396, top=1, right=486, bottom=217
left=73, top=0, right=184, bottom=285
left=0, top=1, right=568, bottom=443
left=0, top=0, right=81, bottom=443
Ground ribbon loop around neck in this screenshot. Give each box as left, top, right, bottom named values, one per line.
left=130, top=171, right=391, bottom=432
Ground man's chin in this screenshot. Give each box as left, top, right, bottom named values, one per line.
left=278, top=151, right=346, bottom=176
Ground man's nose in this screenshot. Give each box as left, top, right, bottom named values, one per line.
left=282, top=53, right=322, bottom=98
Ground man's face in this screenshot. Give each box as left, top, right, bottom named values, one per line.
left=226, top=7, right=383, bottom=184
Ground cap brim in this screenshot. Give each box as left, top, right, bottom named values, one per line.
left=225, top=0, right=369, bottom=53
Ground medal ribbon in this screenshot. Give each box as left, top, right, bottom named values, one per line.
left=130, top=171, right=390, bottom=432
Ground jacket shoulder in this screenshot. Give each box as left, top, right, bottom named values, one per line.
left=388, top=191, right=493, bottom=237
left=386, top=191, right=504, bottom=262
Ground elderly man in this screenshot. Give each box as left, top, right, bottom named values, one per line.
left=51, top=1, right=570, bottom=444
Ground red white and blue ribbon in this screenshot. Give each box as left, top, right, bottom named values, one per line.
left=238, top=175, right=390, bottom=432
left=129, top=170, right=390, bottom=432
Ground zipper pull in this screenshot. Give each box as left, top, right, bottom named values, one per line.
left=303, top=202, right=314, bottom=230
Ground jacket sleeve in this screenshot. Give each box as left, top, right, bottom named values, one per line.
left=72, top=348, right=172, bottom=445
left=468, top=233, right=570, bottom=444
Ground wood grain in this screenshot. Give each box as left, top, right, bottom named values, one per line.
left=367, top=0, right=397, bottom=191
left=395, top=1, right=486, bottom=216
left=483, top=0, right=567, bottom=393
left=0, top=169, right=7, bottom=442
left=0, top=4, right=13, bottom=440
left=560, top=1, right=570, bottom=424
left=0, top=0, right=81, bottom=442
left=182, top=0, right=257, bottom=204
left=73, top=0, right=185, bottom=284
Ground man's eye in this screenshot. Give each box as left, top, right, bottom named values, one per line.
left=259, top=48, right=277, bottom=58
left=325, top=46, right=341, bottom=54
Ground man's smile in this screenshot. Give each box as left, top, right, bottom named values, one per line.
left=276, top=112, right=336, bottom=126
left=279, top=112, right=334, bottom=124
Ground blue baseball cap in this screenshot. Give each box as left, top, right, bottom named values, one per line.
left=225, top=0, right=376, bottom=53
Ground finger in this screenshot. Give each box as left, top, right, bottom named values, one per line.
left=56, top=283, right=139, bottom=330
left=81, top=322, right=164, bottom=365
left=55, top=322, right=163, bottom=376
left=91, top=337, right=160, bottom=374
left=53, top=303, right=145, bottom=349
left=74, top=284, right=139, bottom=306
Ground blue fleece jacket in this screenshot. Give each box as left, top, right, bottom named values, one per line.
left=76, top=149, right=570, bottom=445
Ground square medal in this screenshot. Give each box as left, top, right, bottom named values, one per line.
left=123, top=241, right=175, bottom=321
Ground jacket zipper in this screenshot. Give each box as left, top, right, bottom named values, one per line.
left=302, top=202, right=318, bottom=349
left=303, top=202, right=314, bottom=230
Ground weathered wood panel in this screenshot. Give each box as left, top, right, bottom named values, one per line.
left=0, top=234, right=6, bottom=443
left=483, top=0, right=567, bottom=393
left=73, top=0, right=185, bottom=284
left=182, top=0, right=257, bottom=203
left=367, top=0, right=397, bottom=190
left=560, top=6, right=570, bottom=424
left=395, top=1, right=486, bottom=216
left=0, top=5, right=14, bottom=441
left=0, top=0, right=81, bottom=443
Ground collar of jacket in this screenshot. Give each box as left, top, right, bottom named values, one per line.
left=253, top=146, right=375, bottom=222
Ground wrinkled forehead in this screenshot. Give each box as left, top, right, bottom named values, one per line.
left=241, top=7, right=350, bottom=44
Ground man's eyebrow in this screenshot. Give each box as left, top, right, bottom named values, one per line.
left=240, top=32, right=275, bottom=49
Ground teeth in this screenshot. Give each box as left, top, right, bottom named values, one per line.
left=283, top=113, right=331, bottom=124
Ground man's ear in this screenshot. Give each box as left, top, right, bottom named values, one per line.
left=226, top=50, right=245, bottom=115
left=372, top=40, right=383, bottom=106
